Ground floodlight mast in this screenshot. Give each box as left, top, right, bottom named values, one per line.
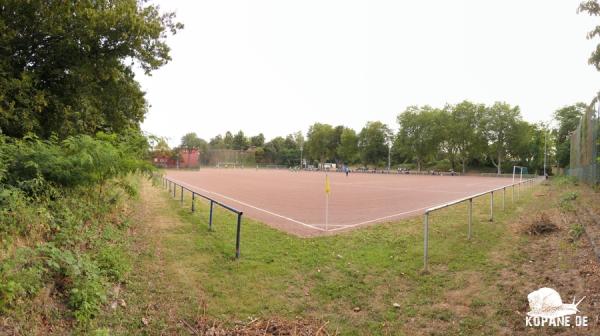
left=544, top=127, right=547, bottom=177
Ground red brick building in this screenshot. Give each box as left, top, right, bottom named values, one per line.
left=152, top=149, right=200, bottom=168
left=179, top=149, right=200, bottom=168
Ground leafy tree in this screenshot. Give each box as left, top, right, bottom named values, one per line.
left=293, top=131, right=305, bottom=151
left=283, top=134, right=301, bottom=165
left=481, top=102, right=522, bottom=174
left=305, top=123, right=335, bottom=166
left=263, top=137, right=285, bottom=165
left=254, top=147, right=265, bottom=163
left=330, top=125, right=345, bottom=163
left=150, top=137, right=170, bottom=155
left=514, top=122, right=552, bottom=174
left=337, top=128, right=359, bottom=164
left=259, top=134, right=302, bottom=166
left=446, top=101, right=487, bottom=173
left=209, top=135, right=226, bottom=149
left=396, top=106, right=443, bottom=171
left=232, top=131, right=249, bottom=150
left=554, top=103, right=585, bottom=167
left=0, top=0, right=182, bottom=138
left=358, top=121, right=391, bottom=167
left=579, top=1, right=600, bottom=70
left=180, top=132, right=207, bottom=152
left=223, top=131, right=234, bottom=149
left=250, top=133, right=265, bottom=147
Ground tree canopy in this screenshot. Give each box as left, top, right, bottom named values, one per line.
left=554, top=103, right=585, bottom=167
left=180, top=132, right=207, bottom=152
left=579, top=1, right=600, bottom=70
left=358, top=121, right=391, bottom=167
left=481, top=102, right=523, bottom=174
left=305, top=123, right=336, bottom=166
left=396, top=106, right=442, bottom=171
left=0, top=0, right=182, bottom=138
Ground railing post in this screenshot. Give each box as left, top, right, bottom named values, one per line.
left=173, top=183, right=176, bottom=198
left=490, top=191, right=494, bottom=222
left=180, top=186, right=184, bottom=204
left=235, top=212, right=242, bottom=259
left=468, top=198, right=472, bottom=240
left=423, top=212, right=429, bottom=272
left=191, top=193, right=195, bottom=212
left=512, top=184, right=515, bottom=203
left=209, top=200, right=214, bottom=231
left=502, top=187, right=506, bottom=211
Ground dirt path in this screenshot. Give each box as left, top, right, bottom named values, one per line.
left=97, top=179, right=334, bottom=335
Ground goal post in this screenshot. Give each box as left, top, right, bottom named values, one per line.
left=512, top=166, right=528, bottom=183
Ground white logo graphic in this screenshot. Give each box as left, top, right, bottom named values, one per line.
left=525, top=287, right=588, bottom=327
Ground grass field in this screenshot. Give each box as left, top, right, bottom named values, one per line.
left=86, top=174, right=589, bottom=336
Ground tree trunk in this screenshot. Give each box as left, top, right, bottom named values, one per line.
left=462, top=159, right=466, bottom=174
left=496, top=152, right=502, bottom=175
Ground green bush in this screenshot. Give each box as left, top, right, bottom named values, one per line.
left=0, top=248, right=46, bottom=312
left=569, top=224, right=585, bottom=242
left=560, top=191, right=579, bottom=202
left=554, top=175, right=579, bottom=186
left=95, top=246, right=131, bottom=282
left=0, top=131, right=150, bottom=326
left=40, top=244, right=107, bottom=322
left=559, top=191, right=579, bottom=211
left=429, top=159, right=452, bottom=171
left=1, top=132, right=153, bottom=191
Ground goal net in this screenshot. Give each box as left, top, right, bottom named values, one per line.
left=512, top=166, right=528, bottom=183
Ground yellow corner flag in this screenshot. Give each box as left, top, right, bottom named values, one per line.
left=325, top=174, right=331, bottom=194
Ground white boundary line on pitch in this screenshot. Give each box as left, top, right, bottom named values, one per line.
left=166, top=176, right=519, bottom=234
left=166, top=177, right=326, bottom=231
left=324, top=204, right=438, bottom=232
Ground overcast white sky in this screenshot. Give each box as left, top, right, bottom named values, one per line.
left=138, top=0, right=599, bottom=146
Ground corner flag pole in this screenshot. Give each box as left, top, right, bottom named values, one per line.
left=325, top=173, right=331, bottom=231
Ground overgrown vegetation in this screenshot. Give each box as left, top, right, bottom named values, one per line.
left=0, top=133, right=150, bottom=332
left=569, top=223, right=586, bottom=242
left=559, top=191, right=580, bottom=211
left=0, top=1, right=179, bottom=332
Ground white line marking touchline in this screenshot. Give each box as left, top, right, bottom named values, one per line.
left=326, top=204, right=438, bottom=232
left=167, top=176, right=522, bottom=233
left=166, top=177, right=325, bottom=231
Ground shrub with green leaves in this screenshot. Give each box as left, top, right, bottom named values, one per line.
left=39, top=244, right=108, bottom=322
left=569, top=224, right=585, bottom=242
left=554, top=175, right=579, bottom=186
left=1, top=131, right=152, bottom=191
left=559, top=191, right=579, bottom=211
left=0, top=131, right=148, bottom=326
left=0, top=247, right=46, bottom=312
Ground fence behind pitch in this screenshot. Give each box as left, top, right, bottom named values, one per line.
left=569, top=97, right=600, bottom=184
